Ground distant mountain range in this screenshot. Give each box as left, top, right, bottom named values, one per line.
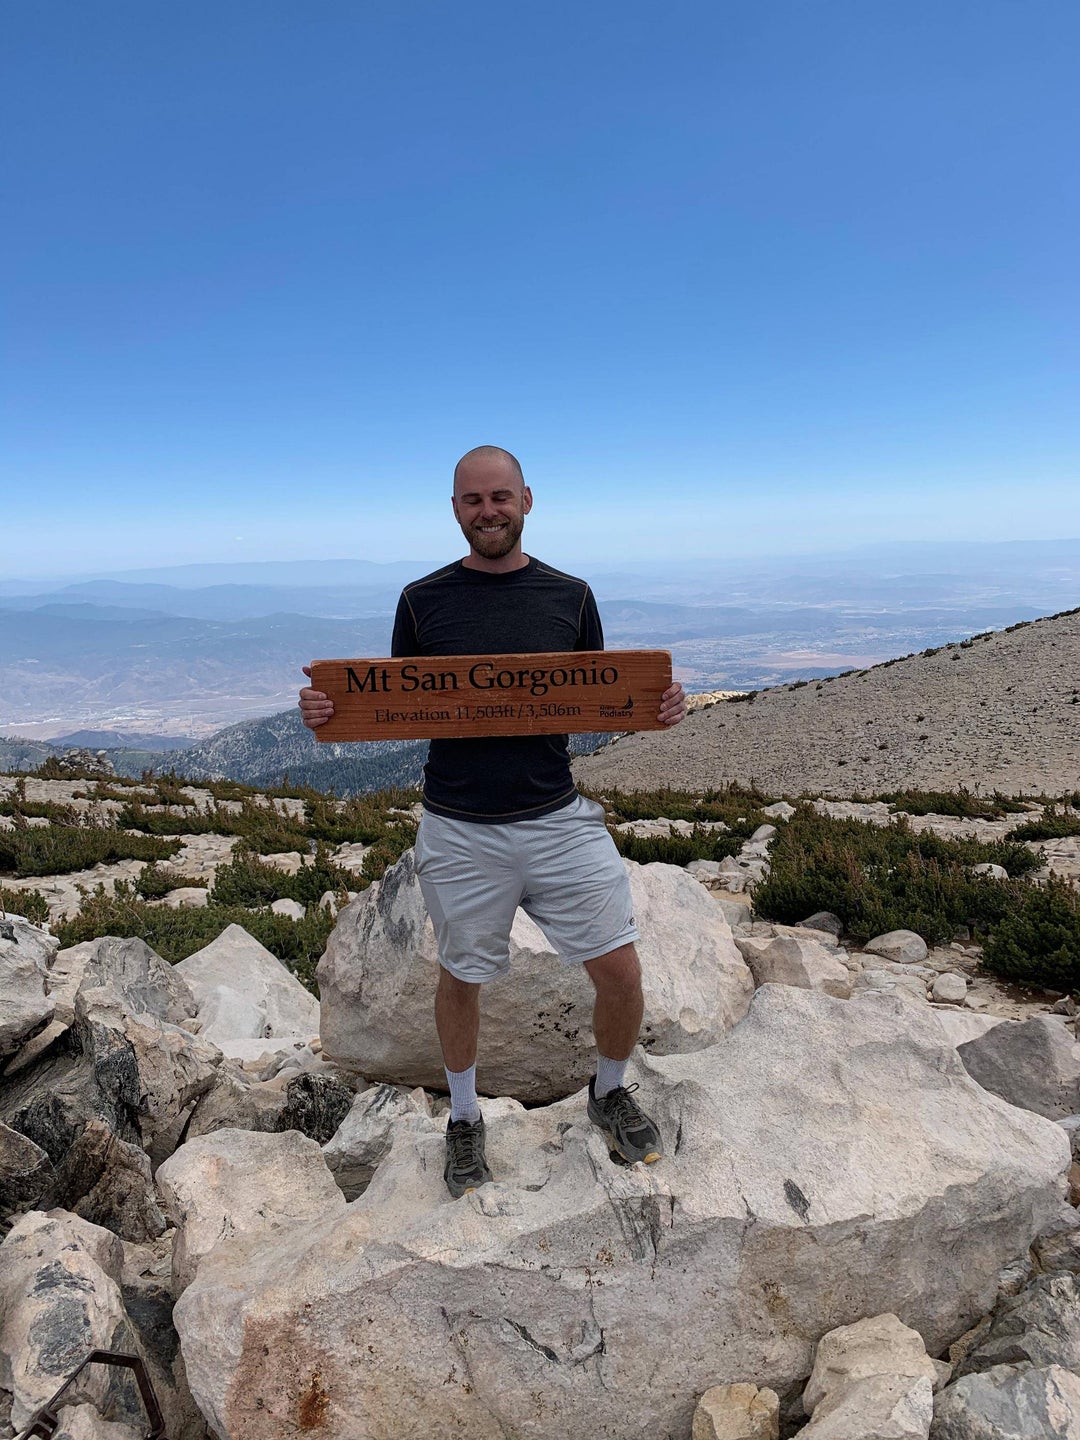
left=1, top=539, right=1077, bottom=741
left=0, top=710, right=614, bottom=796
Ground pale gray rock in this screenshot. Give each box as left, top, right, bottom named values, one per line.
left=972, top=863, right=1009, bottom=880
left=739, top=934, right=852, bottom=999
left=714, top=895, right=753, bottom=929
left=800, top=1374, right=934, bottom=1438
left=57, top=936, right=197, bottom=1025
left=957, top=1273, right=1080, bottom=1376
left=798, top=911, right=844, bottom=939
left=692, top=1382, right=779, bottom=1439
left=932, top=974, right=968, bottom=1004
left=1060, top=1115, right=1080, bottom=1161
left=174, top=985, right=1068, bottom=1440
left=270, top=898, right=306, bottom=920
left=865, top=931, right=930, bottom=964
left=930, top=1363, right=1080, bottom=1438
left=260, top=851, right=305, bottom=874
left=0, top=917, right=56, bottom=1058
left=193, top=983, right=267, bottom=1041
left=72, top=989, right=223, bottom=1166
left=65, top=1117, right=167, bottom=1242
left=330, top=842, right=371, bottom=874
left=856, top=970, right=930, bottom=1003
left=156, top=1127, right=346, bottom=1293
left=927, top=1012, right=1004, bottom=1048
left=323, top=1083, right=428, bottom=1199
left=0, top=1122, right=53, bottom=1217
left=687, top=859, right=724, bottom=881
left=750, top=824, right=778, bottom=842
left=52, top=1405, right=144, bottom=1439
left=0, top=1211, right=147, bottom=1432
left=185, top=1069, right=290, bottom=1140
left=160, top=886, right=210, bottom=909
left=175, top=924, right=319, bottom=1044
left=957, top=1015, right=1080, bottom=1120
left=803, top=1314, right=939, bottom=1415
left=1033, top=1206, right=1080, bottom=1276
left=761, top=801, right=796, bottom=820
left=319, top=851, right=754, bottom=1102
left=0, top=991, right=222, bottom=1213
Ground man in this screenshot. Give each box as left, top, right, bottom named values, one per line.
left=300, top=446, right=686, bottom=1198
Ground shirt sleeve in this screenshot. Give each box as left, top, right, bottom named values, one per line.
left=575, top=585, right=604, bottom=650
left=391, top=593, right=419, bottom=657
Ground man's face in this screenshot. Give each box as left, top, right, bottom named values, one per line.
left=452, top=459, right=533, bottom=560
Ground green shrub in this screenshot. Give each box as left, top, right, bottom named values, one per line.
left=116, top=798, right=312, bottom=853
left=55, top=882, right=334, bottom=992
left=0, top=823, right=179, bottom=878
left=877, top=788, right=1027, bottom=820
left=752, top=807, right=1039, bottom=945
left=1007, top=809, right=1080, bottom=842
left=134, top=863, right=208, bottom=900
left=359, top=829, right=420, bottom=884
left=303, top=790, right=420, bottom=846
left=0, top=886, right=49, bottom=925
left=210, top=845, right=354, bottom=908
left=585, top=783, right=769, bottom=830
left=981, top=878, right=1080, bottom=993
left=608, top=827, right=745, bottom=866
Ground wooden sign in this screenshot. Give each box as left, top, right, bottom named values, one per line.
left=308, top=650, right=672, bottom=741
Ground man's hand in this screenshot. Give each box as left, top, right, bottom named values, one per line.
left=658, top=681, right=686, bottom=728
left=299, top=665, right=335, bottom=729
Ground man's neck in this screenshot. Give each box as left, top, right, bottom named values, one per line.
left=461, top=549, right=531, bottom=575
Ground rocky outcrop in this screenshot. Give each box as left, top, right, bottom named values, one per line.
left=0, top=916, right=57, bottom=1059
left=0, top=1211, right=148, bottom=1433
left=930, top=1363, right=1080, bottom=1437
left=156, top=1128, right=346, bottom=1293
left=175, top=924, right=319, bottom=1056
left=692, top=1383, right=779, bottom=1439
left=318, top=850, right=754, bottom=1102
left=0, top=985, right=221, bottom=1232
left=798, top=1314, right=938, bottom=1438
left=173, top=985, right=1068, bottom=1440
left=322, top=1083, right=430, bottom=1199
left=52, top=936, right=197, bottom=1028
left=957, top=1015, right=1080, bottom=1120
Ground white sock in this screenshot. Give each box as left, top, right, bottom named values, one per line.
left=445, top=1064, right=481, bottom=1124
left=594, top=1053, right=628, bottom=1099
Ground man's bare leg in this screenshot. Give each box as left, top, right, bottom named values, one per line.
left=435, top=965, right=481, bottom=1073
left=584, top=942, right=644, bottom=1061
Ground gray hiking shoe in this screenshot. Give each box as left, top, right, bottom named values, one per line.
left=588, top=1078, right=663, bottom=1164
left=444, top=1114, right=492, bottom=1198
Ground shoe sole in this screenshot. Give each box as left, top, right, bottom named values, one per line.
left=588, top=1105, right=663, bottom=1165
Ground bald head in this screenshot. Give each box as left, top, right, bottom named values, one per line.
left=453, top=445, right=525, bottom=493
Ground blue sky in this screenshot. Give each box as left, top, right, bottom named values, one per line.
left=4, top=1, right=1078, bottom=576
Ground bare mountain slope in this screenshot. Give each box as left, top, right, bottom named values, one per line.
left=575, top=608, right=1080, bottom=796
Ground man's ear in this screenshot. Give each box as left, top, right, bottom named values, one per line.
left=451, top=493, right=460, bottom=521
left=522, top=486, right=533, bottom=515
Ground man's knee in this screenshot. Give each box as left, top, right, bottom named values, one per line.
left=584, top=943, right=642, bottom=995
left=436, top=965, right=482, bottom=1003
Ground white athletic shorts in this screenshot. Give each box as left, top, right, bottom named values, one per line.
left=413, top=793, right=639, bottom=983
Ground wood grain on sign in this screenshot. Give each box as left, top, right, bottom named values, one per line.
left=308, top=650, right=672, bottom=741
